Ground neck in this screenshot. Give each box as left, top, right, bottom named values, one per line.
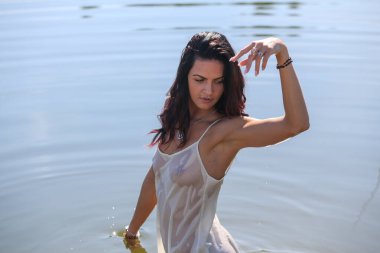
left=190, top=108, right=216, bottom=122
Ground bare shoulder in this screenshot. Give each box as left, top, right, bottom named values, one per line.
left=214, top=115, right=244, bottom=131
left=205, top=116, right=247, bottom=147
left=212, top=115, right=255, bottom=138
left=203, top=114, right=297, bottom=155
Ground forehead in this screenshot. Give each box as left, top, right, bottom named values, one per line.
left=189, top=58, right=224, bottom=77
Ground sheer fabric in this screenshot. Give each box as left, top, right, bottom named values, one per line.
left=152, top=120, right=239, bottom=253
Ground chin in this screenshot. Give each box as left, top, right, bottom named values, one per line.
left=189, top=98, right=217, bottom=111
left=198, top=104, right=216, bottom=111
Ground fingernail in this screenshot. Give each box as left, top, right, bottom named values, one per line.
left=255, top=70, right=259, bottom=76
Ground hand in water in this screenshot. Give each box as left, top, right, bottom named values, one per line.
left=122, top=232, right=147, bottom=253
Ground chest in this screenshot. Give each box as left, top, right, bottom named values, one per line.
left=154, top=146, right=205, bottom=187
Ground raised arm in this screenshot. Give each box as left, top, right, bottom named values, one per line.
left=125, top=166, right=157, bottom=241
left=227, top=37, right=309, bottom=149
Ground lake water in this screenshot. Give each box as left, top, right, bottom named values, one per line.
left=1, top=0, right=379, bottom=252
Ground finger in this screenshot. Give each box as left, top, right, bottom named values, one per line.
left=255, top=54, right=262, bottom=76
left=231, top=43, right=254, bottom=62
left=230, top=41, right=256, bottom=62
left=244, top=47, right=260, bottom=72
left=238, top=58, right=250, bottom=66
left=238, top=46, right=259, bottom=66
left=244, top=53, right=255, bottom=74
left=261, top=53, right=270, bottom=71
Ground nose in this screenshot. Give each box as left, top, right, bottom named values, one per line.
left=203, top=82, right=213, bottom=95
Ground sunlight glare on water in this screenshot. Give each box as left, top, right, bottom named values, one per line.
left=0, top=1, right=379, bottom=253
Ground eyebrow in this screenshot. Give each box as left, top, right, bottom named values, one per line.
left=192, top=74, right=224, bottom=80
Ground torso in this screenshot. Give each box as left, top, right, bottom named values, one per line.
left=153, top=116, right=241, bottom=252
left=159, top=116, right=241, bottom=180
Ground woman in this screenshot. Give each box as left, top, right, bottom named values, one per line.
left=124, top=31, right=309, bottom=252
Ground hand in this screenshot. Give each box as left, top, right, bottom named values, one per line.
left=230, top=37, right=286, bottom=76
left=123, top=231, right=147, bottom=253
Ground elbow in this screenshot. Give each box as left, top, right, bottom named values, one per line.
left=300, top=121, right=310, bottom=133
left=299, top=118, right=310, bottom=132
left=288, top=120, right=310, bottom=137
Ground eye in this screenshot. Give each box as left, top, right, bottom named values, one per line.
left=216, top=79, right=224, bottom=85
left=195, top=79, right=204, bottom=83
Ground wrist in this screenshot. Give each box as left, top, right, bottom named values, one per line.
left=125, top=225, right=140, bottom=239
left=275, top=44, right=290, bottom=63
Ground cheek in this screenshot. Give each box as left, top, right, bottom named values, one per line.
left=188, top=82, right=201, bottom=100
left=188, top=81, right=197, bottom=94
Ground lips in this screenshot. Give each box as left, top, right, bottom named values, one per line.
left=200, top=97, right=212, bottom=103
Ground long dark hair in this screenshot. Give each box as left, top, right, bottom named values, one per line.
left=150, top=31, right=247, bottom=147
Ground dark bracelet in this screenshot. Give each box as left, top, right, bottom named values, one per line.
left=125, top=227, right=139, bottom=240
left=276, top=57, right=293, bottom=69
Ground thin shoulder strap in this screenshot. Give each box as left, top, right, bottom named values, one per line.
left=198, top=118, right=223, bottom=142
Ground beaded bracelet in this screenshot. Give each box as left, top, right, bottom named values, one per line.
left=276, top=57, right=293, bottom=69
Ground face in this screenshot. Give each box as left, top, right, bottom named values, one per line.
left=187, top=58, right=224, bottom=112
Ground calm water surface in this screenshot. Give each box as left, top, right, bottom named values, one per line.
left=1, top=0, right=379, bottom=252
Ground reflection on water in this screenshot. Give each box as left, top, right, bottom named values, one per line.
left=1, top=0, right=380, bottom=253
left=127, top=3, right=215, bottom=7
left=354, top=167, right=380, bottom=228
left=80, top=5, right=98, bottom=10
left=77, top=1, right=304, bottom=37
left=78, top=1, right=302, bottom=20
left=232, top=25, right=302, bottom=29
left=125, top=2, right=302, bottom=8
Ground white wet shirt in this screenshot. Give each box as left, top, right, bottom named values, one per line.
left=152, top=119, right=239, bottom=253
